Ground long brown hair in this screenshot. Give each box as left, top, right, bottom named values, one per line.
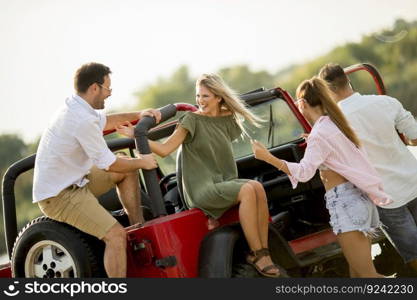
left=296, top=76, right=361, bottom=147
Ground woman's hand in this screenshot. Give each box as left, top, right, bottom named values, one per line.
left=251, top=140, right=272, bottom=162
left=115, top=121, right=134, bottom=138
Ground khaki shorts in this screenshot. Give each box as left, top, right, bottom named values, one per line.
left=38, top=166, right=117, bottom=240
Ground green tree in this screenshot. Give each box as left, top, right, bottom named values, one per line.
left=276, top=19, right=417, bottom=115
left=134, top=65, right=195, bottom=110
left=218, top=65, right=275, bottom=93
left=0, top=134, right=26, bottom=173
left=133, top=65, right=275, bottom=110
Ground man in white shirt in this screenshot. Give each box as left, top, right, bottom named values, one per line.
left=319, top=63, right=417, bottom=272
left=33, top=62, right=161, bottom=277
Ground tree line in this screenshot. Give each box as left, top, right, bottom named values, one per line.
left=133, top=19, right=417, bottom=115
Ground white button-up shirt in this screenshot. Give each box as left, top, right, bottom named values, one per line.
left=33, top=95, right=116, bottom=202
left=338, top=93, right=417, bottom=208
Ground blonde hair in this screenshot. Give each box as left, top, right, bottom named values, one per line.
left=196, top=73, right=263, bottom=136
left=296, top=76, right=361, bottom=148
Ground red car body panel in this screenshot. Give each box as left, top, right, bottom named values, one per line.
left=125, top=208, right=240, bottom=278
left=0, top=221, right=337, bottom=278
left=0, top=263, right=11, bottom=278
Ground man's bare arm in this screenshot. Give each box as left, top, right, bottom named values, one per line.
left=104, top=112, right=141, bottom=131
left=104, top=109, right=162, bottom=131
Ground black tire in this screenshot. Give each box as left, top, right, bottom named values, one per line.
left=199, top=224, right=291, bottom=278
left=12, top=216, right=105, bottom=278
left=230, top=235, right=261, bottom=278
left=232, top=262, right=261, bottom=278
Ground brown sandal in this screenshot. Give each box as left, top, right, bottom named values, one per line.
left=246, top=248, right=287, bottom=278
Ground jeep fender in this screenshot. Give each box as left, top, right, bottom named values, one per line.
left=198, top=224, right=241, bottom=278
left=198, top=222, right=300, bottom=278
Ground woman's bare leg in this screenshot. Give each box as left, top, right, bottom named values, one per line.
left=236, top=183, right=262, bottom=250
left=248, top=180, right=270, bottom=248
left=349, top=266, right=359, bottom=278
left=337, top=231, right=384, bottom=278
left=207, top=217, right=219, bottom=230
left=237, top=182, right=278, bottom=275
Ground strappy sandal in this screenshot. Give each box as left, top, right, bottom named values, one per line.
left=246, top=248, right=287, bottom=278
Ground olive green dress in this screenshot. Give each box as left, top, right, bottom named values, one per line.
left=179, top=111, right=250, bottom=219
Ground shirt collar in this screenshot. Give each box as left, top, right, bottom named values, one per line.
left=338, top=92, right=361, bottom=106
left=71, top=94, right=100, bottom=117
left=314, top=115, right=328, bottom=126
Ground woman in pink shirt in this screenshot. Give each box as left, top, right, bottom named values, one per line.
left=251, top=77, right=392, bottom=278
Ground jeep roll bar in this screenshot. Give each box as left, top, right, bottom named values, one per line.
left=344, top=63, right=386, bottom=95
left=2, top=155, right=36, bottom=258
left=134, top=103, right=178, bottom=217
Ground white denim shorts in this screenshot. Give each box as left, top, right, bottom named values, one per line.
left=325, top=182, right=381, bottom=236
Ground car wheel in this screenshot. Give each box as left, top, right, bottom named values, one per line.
left=12, top=216, right=105, bottom=278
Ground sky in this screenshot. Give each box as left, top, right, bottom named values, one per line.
left=1, top=0, right=417, bottom=143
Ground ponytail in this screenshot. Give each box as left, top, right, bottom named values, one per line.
left=296, top=77, right=361, bottom=148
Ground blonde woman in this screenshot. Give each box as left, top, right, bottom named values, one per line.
left=251, top=77, right=392, bottom=278
left=116, top=74, right=284, bottom=277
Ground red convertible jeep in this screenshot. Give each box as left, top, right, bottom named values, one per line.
left=0, top=63, right=409, bottom=278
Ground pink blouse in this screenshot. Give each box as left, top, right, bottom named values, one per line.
left=283, top=116, right=392, bottom=206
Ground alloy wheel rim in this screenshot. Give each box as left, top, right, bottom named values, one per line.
left=24, top=240, right=77, bottom=278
